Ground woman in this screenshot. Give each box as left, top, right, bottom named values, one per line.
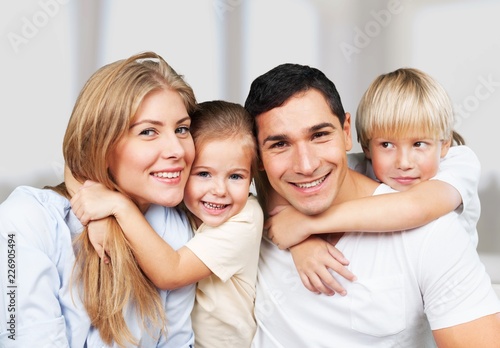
left=0, top=51, right=197, bottom=347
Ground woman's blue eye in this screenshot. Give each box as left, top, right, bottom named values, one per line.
left=176, top=126, right=190, bottom=134
left=139, top=129, right=156, bottom=136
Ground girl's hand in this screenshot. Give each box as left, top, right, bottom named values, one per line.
left=70, top=180, right=131, bottom=225
left=87, top=218, right=111, bottom=264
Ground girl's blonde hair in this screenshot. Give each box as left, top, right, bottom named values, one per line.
left=356, top=67, right=464, bottom=149
left=49, top=51, right=196, bottom=346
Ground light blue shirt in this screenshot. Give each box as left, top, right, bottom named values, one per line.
left=0, top=186, right=195, bottom=347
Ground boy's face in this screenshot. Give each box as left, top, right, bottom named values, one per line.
left=184, top=137, right=252, bottom=228
left=256, top=89, right=352, bottom=216
left=364, top=136, right=451, bottom=192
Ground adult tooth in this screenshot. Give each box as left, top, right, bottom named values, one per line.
left=296, top=176, right=325, bottom=188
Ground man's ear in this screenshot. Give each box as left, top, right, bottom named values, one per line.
left=343, top=112, right=353, bottom=152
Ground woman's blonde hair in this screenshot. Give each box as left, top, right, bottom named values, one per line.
left=356, top=67, right=464, bottom=149
left=49, top=51, right=196, bottom=346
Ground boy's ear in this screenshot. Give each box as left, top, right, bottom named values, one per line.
left=362, top=145, right=372, bottom=160
left=440, top=138, right=452, bottom=158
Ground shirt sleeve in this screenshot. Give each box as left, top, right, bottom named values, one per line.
left=416, top=213, right=500, bottom=330
left=185, top=196, right=264, bottom=282
left=0, top=191, right=73, bottom=347
left=433, top=145, right=480, bottom=213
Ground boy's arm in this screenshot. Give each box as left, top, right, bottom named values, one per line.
left=288, top=235, right=356, bottom=296
left=70, top=181, right=212, bottom=289
left=268, top=180, right=461, bottom=249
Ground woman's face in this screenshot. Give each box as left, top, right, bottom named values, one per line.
left=108, top=88, right=195, bottom=212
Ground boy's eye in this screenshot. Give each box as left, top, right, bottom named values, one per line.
left=381, top=142, right=392, bottom=148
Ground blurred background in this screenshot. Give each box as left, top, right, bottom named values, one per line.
left=1, top=0, right=499, bottom=283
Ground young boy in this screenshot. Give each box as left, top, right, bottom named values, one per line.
left=265, top=68, right=481, bottom=295
left=70, top=101, right=264, bottom=347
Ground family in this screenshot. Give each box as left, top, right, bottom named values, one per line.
left=1, top=51, right=499, bottom=347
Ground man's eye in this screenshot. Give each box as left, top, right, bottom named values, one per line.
left=270, top=141, right=286, bottom=149
left=312, top=131, right=328, bottom=139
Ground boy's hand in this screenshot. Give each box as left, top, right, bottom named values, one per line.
left=266, top=204, right=312, bottom=249
left=289, top=236, right=356, bottom=296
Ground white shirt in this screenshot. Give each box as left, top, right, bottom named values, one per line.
left=348, top=145, right=481, bottom=246
left=0, top=186, right=195, bottom=347
left=251, top=184, right=500, bottom=347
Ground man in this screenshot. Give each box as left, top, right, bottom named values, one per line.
left=244, top=63, right=500, bottom=347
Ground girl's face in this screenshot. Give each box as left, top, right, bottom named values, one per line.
left=365, top=135, right=451, bottom=192
left=184, top=136, right=253, bottom=228
left=108, top=88, right=195, bottom=212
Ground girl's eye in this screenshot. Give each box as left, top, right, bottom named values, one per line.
left=176, top=126, right=190, bottom=135
left=229, top=173, right=243, bottom=180
left=197, top=171, right=210, bottom=178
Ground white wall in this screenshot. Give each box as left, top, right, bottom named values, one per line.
left=1, top=0, right=499, bottom=263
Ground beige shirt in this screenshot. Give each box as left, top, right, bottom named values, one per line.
left=185, top=195, right=263, bottom=348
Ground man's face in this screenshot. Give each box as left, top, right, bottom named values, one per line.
left=256, top=89, right=352, bottom=215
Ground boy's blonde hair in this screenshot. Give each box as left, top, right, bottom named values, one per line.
left=356, top=68, right=463, bottom=149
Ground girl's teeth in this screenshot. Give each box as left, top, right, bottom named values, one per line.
left=204, top=202, right=227, bottom=210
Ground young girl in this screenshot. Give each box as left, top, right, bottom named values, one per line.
left=0, top=51, right=197, bottom=347
left=264, top=67, right=481, bottom=295
left=70, top=101, right=264, bottom=347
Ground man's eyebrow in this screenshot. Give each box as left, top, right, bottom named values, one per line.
left=262, top=134, right=288, bottom=145
left=310, top=122, right=335, bottom=132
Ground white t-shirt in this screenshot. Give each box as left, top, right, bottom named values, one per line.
left=348, top=145, right=481, bottom=246
left=186, top=195, right=263, bottom=348
left=251, top=184, right=500, bottom=347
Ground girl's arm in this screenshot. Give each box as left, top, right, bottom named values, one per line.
left=268, top=179, right=461, bottom=249
left=70, top=181, right=212, bottom=290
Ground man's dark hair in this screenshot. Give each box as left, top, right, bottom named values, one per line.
left=244, top=63, right=346, bottom=126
